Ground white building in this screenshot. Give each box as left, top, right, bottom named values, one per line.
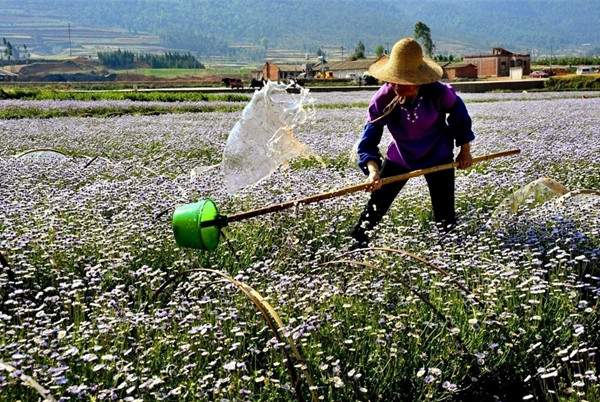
left=326, top=58, right=381, bottom=79
left=576, top=66, right=598, bottom=75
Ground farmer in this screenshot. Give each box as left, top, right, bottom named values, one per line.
left=351, top=38, right=475, bottom=248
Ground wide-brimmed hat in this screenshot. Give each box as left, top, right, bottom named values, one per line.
left=368, top=38, right=442, bottom=85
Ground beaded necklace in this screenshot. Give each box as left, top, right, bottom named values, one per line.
left=399, top=95, right=423, bottom=123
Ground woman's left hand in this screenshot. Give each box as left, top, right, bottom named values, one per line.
left=456, top=144, right=473, bottom=169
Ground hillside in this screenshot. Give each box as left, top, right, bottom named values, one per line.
left=1, top=0, right=598, bottom=59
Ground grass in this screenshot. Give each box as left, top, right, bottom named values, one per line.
left=289, top=154, right=355, bottom=171
left=2, top=81, right=233, bottom=90
left=541, top=160, right=600, bottom=190
left=317, top=102, right=369, bottom=110
left=3, top=92, right=599, bottom=121
left=0, top=104, right=245, bottom=120
left=117, top=66, right=257, bottom=79
left=0, top=87, right=250, bottom=102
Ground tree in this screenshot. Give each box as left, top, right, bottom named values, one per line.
left=352, top=41, right=366, bottom=60
left=374, top=45, right=385, bottom=58
left=2, top=38, right=13, bottom=61
left=316, top=47, right=327, bottom=63
left=414, top=21, right=435, bottom=57
left=259, top=37, right=268, bottom=51
left=22, top=44, right=29, bottom=61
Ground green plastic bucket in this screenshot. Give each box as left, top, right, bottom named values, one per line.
left=172, top=199, right=221, bottom=250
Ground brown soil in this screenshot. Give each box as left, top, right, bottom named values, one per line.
left=17, top=59, right=104, bottom=77
left=114, top=73, right=224, bottom=85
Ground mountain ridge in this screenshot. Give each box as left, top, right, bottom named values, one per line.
left=1, top=0, right=598, bottom=58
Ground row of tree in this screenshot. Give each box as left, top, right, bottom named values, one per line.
left=97, top=50, right=204, bottom=69
left=536, top=56, right=600, bottom=66
left=324, top=22, right=440, bottom=62
left=1, top=38, right=30, bottom=62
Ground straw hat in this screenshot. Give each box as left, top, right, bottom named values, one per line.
left=368, top=38, right=443, bottom=85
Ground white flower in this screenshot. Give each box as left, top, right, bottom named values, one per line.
left=540, top=371, right=558, bottom=379
left=332, top=376, right=344, bottom=388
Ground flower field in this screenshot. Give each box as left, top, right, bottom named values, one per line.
left=1, top=90, right=599, bottom=401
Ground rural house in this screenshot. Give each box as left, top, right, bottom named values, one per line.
left=442, top=62, right=478, bottom=80
left=256, top=62, right=306, bottom=81
left=463, top=48, right=531, bottom=78
left=326, top=58, right=380, bottom=79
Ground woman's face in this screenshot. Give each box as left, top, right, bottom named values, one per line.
left=391, top=83, right=419, bottom=98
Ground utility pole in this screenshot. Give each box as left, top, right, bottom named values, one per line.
left=68, top=23, right=72, bottom=57
left=341, top=46, right=344, bottom=61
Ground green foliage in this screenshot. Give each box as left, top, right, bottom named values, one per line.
left=98, top=49, right=135, bottom=68
left=2, top=37, right=14, bottom=60
left=535, top=56, right=600, bottom=66
left=289, top=153, right=355, bottom=171
left=544, top=74, right=600, bottom=90
left=351, top=41, right=366, bottom=60
left=98, top=49, right=204, bottom=69
left=0, top=88, right=249, bottom=102
left=316, top=101, right=369, bottom=109
left=434, top=54, right=458, bottom=62
left=413, top=21, right=434, bottom=57
left=374, top=45, right=385, bottom=58
left=0, top=104, right=245, bottom=120
left=316, top=48, right=327, bottom=64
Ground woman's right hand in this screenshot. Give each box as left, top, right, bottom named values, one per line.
left=366, top=162, right=382, bottom=192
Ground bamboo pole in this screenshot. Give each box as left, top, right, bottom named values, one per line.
left=223, top=149, right=520, bottom=224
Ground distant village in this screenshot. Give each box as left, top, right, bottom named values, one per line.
left=1, top=41, right=598, bottom=83
left=255, top=47, right=599, bottom=85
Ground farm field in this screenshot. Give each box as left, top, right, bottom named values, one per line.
left=2, top=90, right=600, bottom=120
left=115, top=67, right=257, bottom=80
left=1, top=90, right=599, bottom=401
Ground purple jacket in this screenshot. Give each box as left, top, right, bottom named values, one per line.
left=357, top=82, right=475, bottom=173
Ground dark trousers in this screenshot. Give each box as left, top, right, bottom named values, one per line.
left=351, top=158, right=456, bottom=246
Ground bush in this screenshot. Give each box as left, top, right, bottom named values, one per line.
left=544, top=74, right=600, bottom=90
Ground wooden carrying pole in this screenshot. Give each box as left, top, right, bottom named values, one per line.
left=226, top=149, right=520, bottom=224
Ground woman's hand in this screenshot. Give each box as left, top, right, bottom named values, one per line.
left=366, top=161, right=382, bottom=192
left=456, top=143, right=473, bottom=170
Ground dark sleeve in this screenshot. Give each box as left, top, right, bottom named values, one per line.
left=356, top=122, right=384, bottom=175
left=446, top=96, right=475, bottom=146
